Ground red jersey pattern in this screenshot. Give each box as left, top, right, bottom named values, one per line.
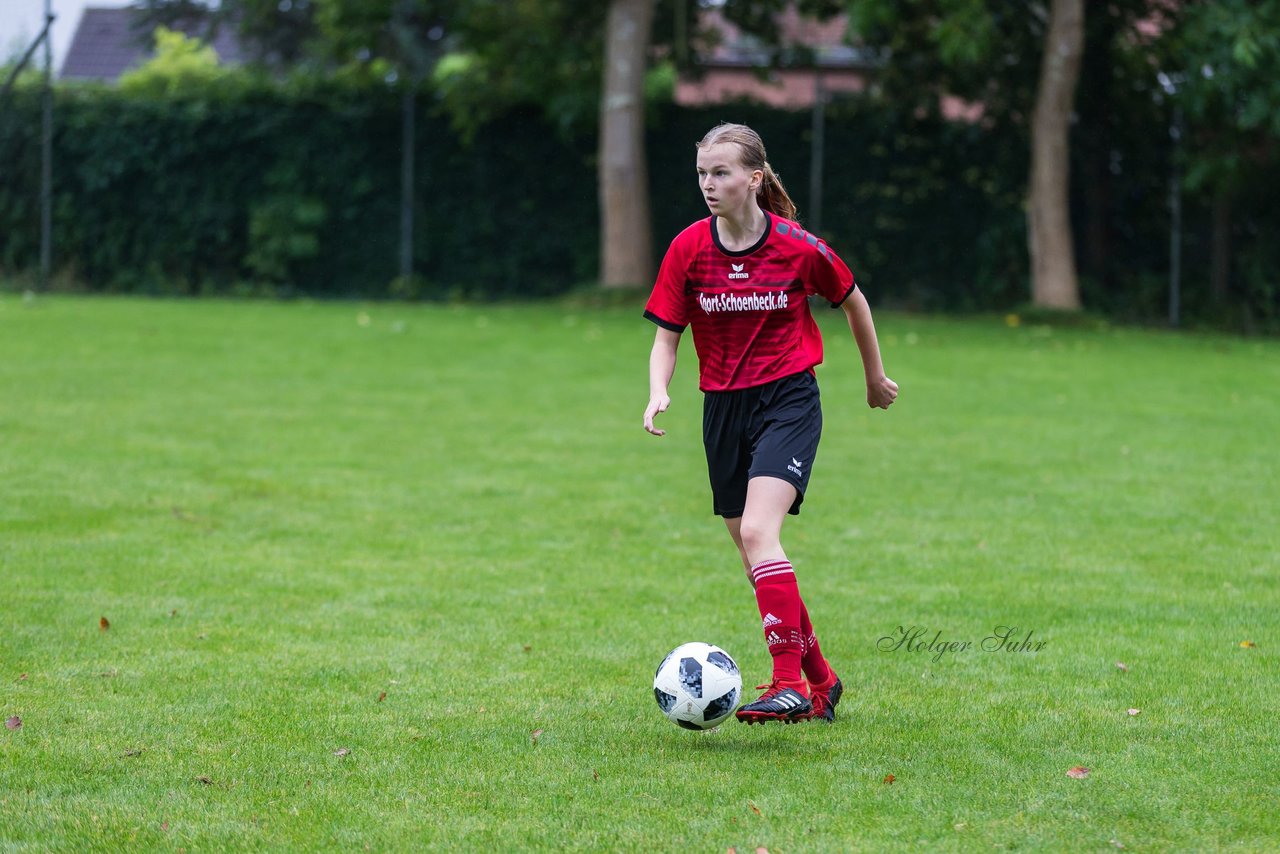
left=644, top=214, right=856, bottom=392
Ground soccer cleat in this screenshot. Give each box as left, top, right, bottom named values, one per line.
left=735, top=681, right=812, bottom=724
left=808, top=673, right=843, bottom=723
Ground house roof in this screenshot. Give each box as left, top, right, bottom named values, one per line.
left=676, top=8, right=880, bottom=107
left=60, top=6, right=245, bottom=81
left=695, top=8, right=879, bottom=70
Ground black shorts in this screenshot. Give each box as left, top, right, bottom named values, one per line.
left=702, top=371, right=823, bottom=518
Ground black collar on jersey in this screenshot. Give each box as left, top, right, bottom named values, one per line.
left=710, top=212, right=772, bottom=257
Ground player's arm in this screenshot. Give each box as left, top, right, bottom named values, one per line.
left=644, top=327, right=682, bottom=436
left=841, top=286, right=899, bottom=410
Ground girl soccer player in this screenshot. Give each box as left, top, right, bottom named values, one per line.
left=642, top=123, right=898, bottom=724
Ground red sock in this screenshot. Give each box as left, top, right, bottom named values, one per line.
left=799, top=602, right=833, bottom=687
left=751, top=559, right=804, bottom=685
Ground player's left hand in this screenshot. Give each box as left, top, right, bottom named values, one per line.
left=867, top=375, right=898, bottom=409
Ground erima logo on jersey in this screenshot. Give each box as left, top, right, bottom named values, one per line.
left=788, top=457, right=804, bottom=477
left=728, top=263, right=750, bottom=280
left=698, top=291, right=789, bottom=314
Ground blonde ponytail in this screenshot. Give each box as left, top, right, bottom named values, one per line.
left=758, top=161, right=797, bottom=222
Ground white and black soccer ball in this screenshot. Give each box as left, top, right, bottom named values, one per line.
left=653, top=642, right=742, bottom=730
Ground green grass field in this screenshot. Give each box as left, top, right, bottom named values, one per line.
left=1, top=294, right=1277, bottom=851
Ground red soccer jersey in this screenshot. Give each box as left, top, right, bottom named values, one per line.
left=644, top=213, right=857, bottom=392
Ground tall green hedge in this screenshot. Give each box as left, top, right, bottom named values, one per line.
left=0, top=81, right=601, bottom=297
left=1, top=76, right=1273, bottom=324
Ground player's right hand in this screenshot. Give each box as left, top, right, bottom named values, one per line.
left=643, top=394, right=671, bottom=436
left=867, top=375, right=899, bottom=409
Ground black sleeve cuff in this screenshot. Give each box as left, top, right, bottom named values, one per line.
left=830, top=282, right=858, bottom=308
left=644, top=310, right=686, bottom=333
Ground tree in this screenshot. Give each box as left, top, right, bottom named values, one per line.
left=600, top=0, right=657, bottom=288
left=1162, top=0, right=1280, bottom=307
left=848, top=0, right=1087, bottom=310
left=1027, top=0, right=1083, bottom=310
left=117, top=26, right=229, bottom=97
left=132, top=0, right=319, bottom=69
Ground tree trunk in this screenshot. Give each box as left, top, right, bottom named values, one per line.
left=599, top=0, right=655, bottom=288
left=1028, top=0, right=1084, bottom=310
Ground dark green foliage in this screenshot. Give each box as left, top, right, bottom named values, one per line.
left=0, top=80, right=599, bottom=297
left=0, top=69, right=1275, bottom=324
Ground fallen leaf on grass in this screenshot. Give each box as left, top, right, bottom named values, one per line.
left=882, top=774, right=895, bottom=785
left=5, top=716, right=21, bottom=730
left=1127, top=708, right=1141, bottom=716
left=1114, top=662, right=1128, bottom=672
left=377, top=692, right=387, bottom=703
left=100, top=616, right=110, bottom=632
left=122, top=748, right=143, bottom=757
left=530, top=729, right=544, bottom=745
left=1066, top=766, right=1090, bottom=779
left=161, top=821, right=169, bottom=832
left=196, top=776, right=213, bottom=785
left=169, top=609, right=178, bottom=618
left=748, top=801, right=762, bottom=816
left=17, top=673, right=27, bottom=682
left=523, top=645, right=533, bottom=653
left=1240, top=640, right=1257, bottom=648
left=333, top=748, right=351, bottom=757
left=592, top=768, right=599, bottom=782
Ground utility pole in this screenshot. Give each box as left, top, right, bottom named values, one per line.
left=40, top=0, right=54, bottom=291
left=399, top=86, right=414, bottom=283
left=1168, top=106, right=1183, bottom=329
left=808, top=73, right=826, bottom=232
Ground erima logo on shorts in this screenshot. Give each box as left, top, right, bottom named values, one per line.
left=698, top=290, right=789, bottom=314
left=788, top=457, right=804, bottom=477
left=728, top=263, right=749, bottom=280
